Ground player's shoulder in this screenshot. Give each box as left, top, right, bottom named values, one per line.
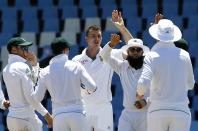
left=4, top=61, right=27, bottom=69
left=67, top=59, right=79, bottom=65
left=72, top=54, right=84, bottom=62
left=66, top=59, right=81, bottom=68
left=65, top=60, right=85, bottom=73
left=179, top=48, right=189, bottom=55
left=40, top=66, right=50, bottom=77
left=5, top=62, right=32, bottom=77
left=13, top=62, right=30, bottom=72
left=179, top=48, right=191, bottom=59
left=146, top=51, right=159, bottom=58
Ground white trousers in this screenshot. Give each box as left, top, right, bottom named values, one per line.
left=148, top=109, right=191, bottom=131
left=53, top=112, right=88, bottom=131
left=85, top=102, right=113, bottom=131
left=7, top=114, right=42, bottom=131
left=118, top=108, right=147, bottom=131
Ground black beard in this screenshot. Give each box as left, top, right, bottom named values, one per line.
left=126, top=56, right=144, bottom=70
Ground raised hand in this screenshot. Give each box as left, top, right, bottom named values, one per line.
left=26, top=52, right=38, bottom=66
left=112, top=10, right=125, bottom=28
left=109, top=34, right=121, bottom=48
left=154, top=13, right=164, bottom=24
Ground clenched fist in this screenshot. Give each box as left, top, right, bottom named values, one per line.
left=109, top=34, right=121, bottom=48
left=134, top=99, right=147, bottom=109
left=3, top=100, right=10, bottom=109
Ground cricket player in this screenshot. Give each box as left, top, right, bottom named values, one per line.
left=72, top=25, right=115, bottom=131
left=101, top=10, right=149, bottom=131
left=32, top=37, right=97, bottom=131
left=137, top=19, right=195, bottom=131
left=2, top=37, right=52, bottom=131
left=100, top=33, right=149, bottom=131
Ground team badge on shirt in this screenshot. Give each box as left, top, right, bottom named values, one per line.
left=80, top=59, right=88, bottom=65
left=26, top=68, right=37, bottom=84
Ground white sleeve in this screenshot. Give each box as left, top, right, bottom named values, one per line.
left=20, top=68, right=48, bottom=116
left=137, top=54, right=153, bottom=96
left=186, top=55, right=195, bottom=90
left=100, top=43, right=123, bottom=74
left=72, top=55, right=80, bottom=62
left=111, top=49, right=124, bottom=61
left=33, top=72, right=48, bottom=104
left=0, top=83, right=5, bottom=109
left=79, top=64, right=97, bottom=94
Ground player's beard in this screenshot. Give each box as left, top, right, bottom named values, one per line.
left=126, top=55, right=144, bottom=70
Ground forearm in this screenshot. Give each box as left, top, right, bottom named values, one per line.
left=80, top=66, right=97, bottom=93
left=100, top=43, right=122, bottom=74
left=82, top=77, right=97, bottom=94
left=26, top=94, right=48, bottom=116
left=137, top=80, right=148, bottom=96
left=0, top=99, right=5, bottom=109
left=0, top=87, right=6, bottom=109
left=137, top=72, right=152, bottom=96
left=22, top=77, right=47, bottom=115
left=118, top=25, right=133, bottom=43
left=100, top=42, right=112, bottom=61
left=33, top=103, right=48, bottom=116
left=187, top=58, right=195, bottom=90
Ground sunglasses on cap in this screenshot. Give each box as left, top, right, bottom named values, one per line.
left=128, top=47, right=143, bottom=52
left=20, top=46, right=29, bottom=52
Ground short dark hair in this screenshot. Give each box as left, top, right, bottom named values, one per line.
left=85, top=25, right=101, bottom=36
left=51, top=37, right=72, bottom=55
left=7, top=45, right=16, bottom=53
left=174, top=38, right=189, bottom=51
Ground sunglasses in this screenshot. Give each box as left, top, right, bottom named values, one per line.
left=20, top=46, right=29, bottom=52
left=128, top=47, right=143, bottom=52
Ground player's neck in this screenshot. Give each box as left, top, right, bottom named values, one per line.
left=86, top=47, right=100, bottom=60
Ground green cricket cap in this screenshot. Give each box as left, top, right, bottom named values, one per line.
left=7, top=37, right=33, bottom=47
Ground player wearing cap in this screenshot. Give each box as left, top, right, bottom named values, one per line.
left=32, top=37, right=97, bottom=131
left=137, top=19, right=195, bottom=131
left=2, top=37, right=52, bottom=131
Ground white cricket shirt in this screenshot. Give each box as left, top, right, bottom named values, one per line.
left=33, top=54, right=97, bottom=115
left=101, top=44, right=147, bottom=111
left=72, top=48, right=114, bottom=104
left=0, top=80, right=6, bottom=109
left=3, top=54, right=48, bottom=118
left=137, top=42, right=195, bottom=112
